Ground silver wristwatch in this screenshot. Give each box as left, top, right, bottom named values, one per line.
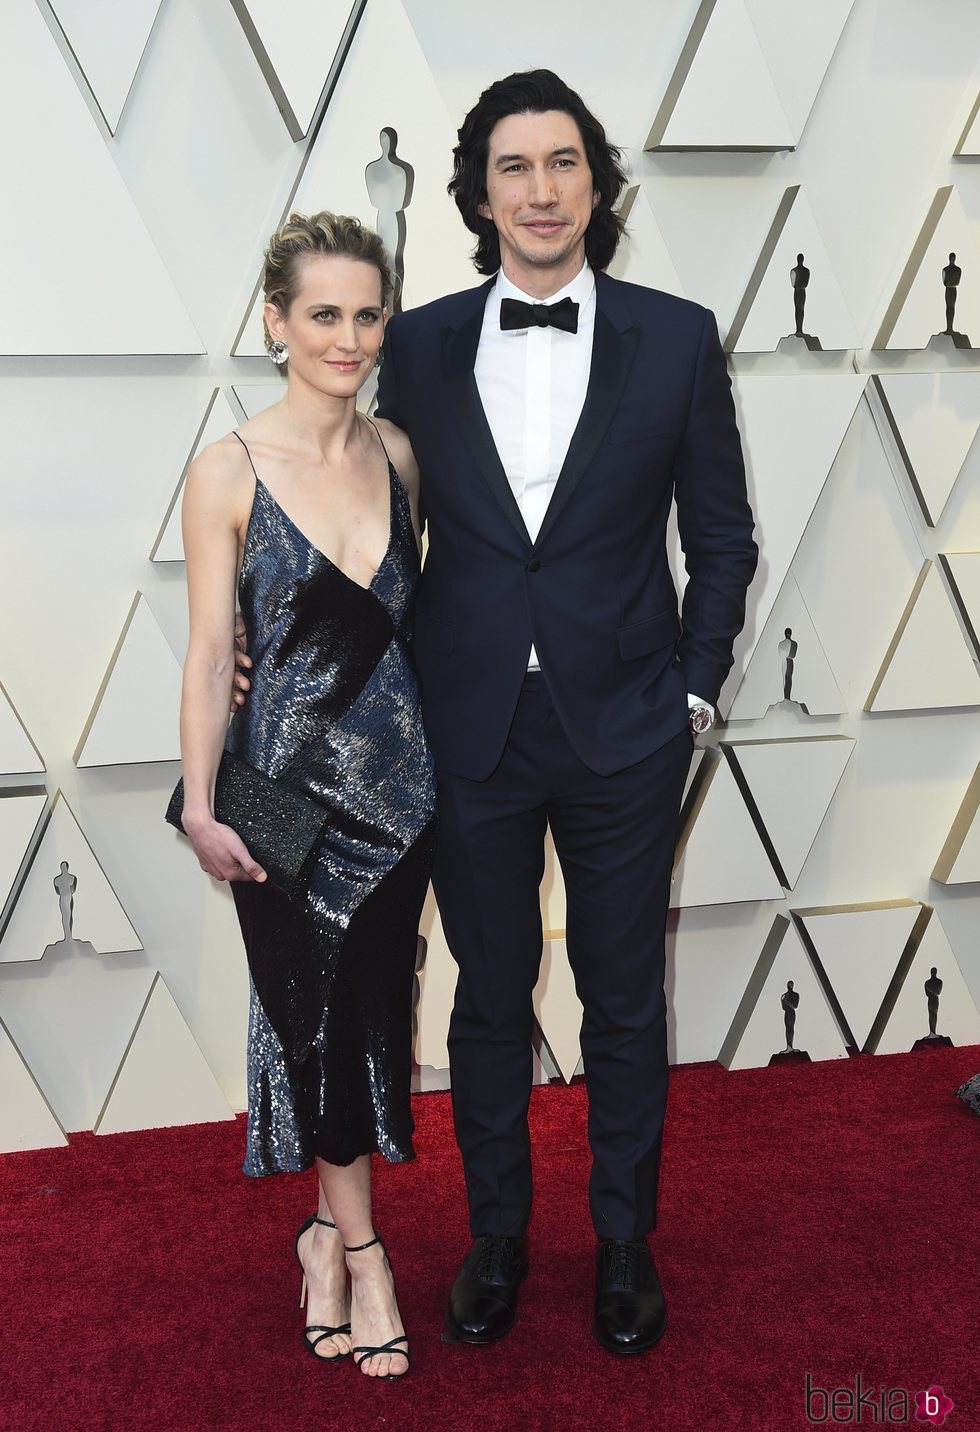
left=688, top=703, right=713, bottom=735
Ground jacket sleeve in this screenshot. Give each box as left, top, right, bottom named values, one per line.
left=672, top=308, right=758, bottom=707
left=374, top=314, right=407, bottom=429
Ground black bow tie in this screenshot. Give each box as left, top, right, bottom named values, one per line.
left=499, top=295, right=579, bottom=334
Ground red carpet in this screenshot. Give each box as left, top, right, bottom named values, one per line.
left=2, top=1046, right=977, bottom=1431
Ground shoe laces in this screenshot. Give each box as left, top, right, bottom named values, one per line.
left=605, top=1240, right=644, bottom=1286
left=474, top=1236, right=514, bottom=1282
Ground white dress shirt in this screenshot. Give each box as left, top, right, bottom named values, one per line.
left=476, top=262, right=595, bottom=539
left=473, top=261, right=710, bottom=718
left=475, top=262, right=594, bottom=669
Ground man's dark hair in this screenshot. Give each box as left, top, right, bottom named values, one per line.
left=448, top=69, right=628, bottom=275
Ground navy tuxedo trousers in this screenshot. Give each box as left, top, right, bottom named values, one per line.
left=432, top=671, right=693, bottom=1242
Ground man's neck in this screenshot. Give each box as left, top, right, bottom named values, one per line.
left=500, top=251, right=588, bottom=300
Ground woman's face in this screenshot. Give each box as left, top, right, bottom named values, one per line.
left=265, top=254, right=386, bottom=398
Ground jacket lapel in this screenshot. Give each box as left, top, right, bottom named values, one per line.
left=533, top=274, right=640, bottom=550
left=443, top=281, right=532, bottom=547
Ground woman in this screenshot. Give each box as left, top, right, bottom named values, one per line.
left=178, top=212, right=436, bottom=1379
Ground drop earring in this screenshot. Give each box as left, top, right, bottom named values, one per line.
left=268, top=339, right=288, bottom=366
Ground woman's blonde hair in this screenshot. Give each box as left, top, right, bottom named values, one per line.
left=262, top=211, right=394, bottom=364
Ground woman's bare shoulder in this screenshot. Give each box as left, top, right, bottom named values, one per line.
left=371, top=416, right=418, bottom=494
left=184, top=432, right=255, bottom=517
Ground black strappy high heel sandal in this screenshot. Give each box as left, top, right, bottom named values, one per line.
left=295, top=1215, right=352, bottom=1362
left=344, top=1233, right=411, bottom=1380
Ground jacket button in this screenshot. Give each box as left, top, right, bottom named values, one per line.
left=526, top=557, right=541, bottom=572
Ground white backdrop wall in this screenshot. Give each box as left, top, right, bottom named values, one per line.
left=1, top=0, right=978, bottom=1144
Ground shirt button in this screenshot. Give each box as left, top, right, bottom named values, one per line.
left=526, top=557, right=541, bottom=572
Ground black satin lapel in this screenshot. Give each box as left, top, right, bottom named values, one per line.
left=534, top=312, right=640, bottom=550
left=444, top=314, right=531, bottom=547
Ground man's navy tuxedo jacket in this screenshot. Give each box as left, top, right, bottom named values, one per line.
left=376, top=270, right=758, bottom=781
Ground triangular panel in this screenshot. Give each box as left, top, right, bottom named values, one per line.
left=727, top=185, right=859, bottom=352
left=0, top=957, right=156, bottom=1133
left=608, top=186, right=685, bottom=297
left=151, top=390, right=241, bottom=562
left=0, top=792, right=141, bottom=962
left=873, top=374, right=980, bottom=527
left=646, top=0, right=852, bottom=152
left=865, top=562, right=980, bottom=712
left=0, top=1017, right=68, bottom=1154
left=47, top=0, right=162, bottom=133
left=0, top=679, right=44, bottom=776
left=743, top=0, right=854, bottom=142
left=671, top=751, right=785, bottom=907
left=231, top=0, right=362, bottom=140
left=0, top=1, right=202, bottom=354
left=234, top=0, right=475, bottom=353
left=933, top=764, right=980, bottom=885
left=793, top=900, right=925, bottom=1050
left=722, top=373, right=866, bottom=689
left=0, top=789, right=49, bottom=939
left=533, top=937, right=583, bottom=1084
left=719, top=914, right=848, bottom=1069
left=74, top=594, right=183, bottom=767
left=939, top=552, right=980, bottom=659
left=725, top=574, right=845, bottom=720
left=873, top=186, right=980, bottom=350
left=725, top=736, right=855, bottom=888
left=792, top=400, right=928, bottom=711
left=873, top=909, right=980, bottom=1054
left=667, top=902, right=778, bottom=1065
left=95, top=974, right=235, bottom=1134
left=646, top=0, right=793, bottom=151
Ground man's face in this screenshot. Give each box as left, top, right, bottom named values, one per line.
left=478, top=109, right=598, bottom=294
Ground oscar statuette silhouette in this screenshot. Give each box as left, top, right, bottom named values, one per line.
left=769, top=979, right=811, bottom=1064
left=777, top=254, right=823, bottom=352
left=912, top=967, right=953, bottom=1050
left=930, top=253, right=971, bottom=351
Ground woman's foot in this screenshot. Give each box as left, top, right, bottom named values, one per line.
left=345, top=1236, right=410, bottom=1379
left=296, top=1218, right=352, bottom=1361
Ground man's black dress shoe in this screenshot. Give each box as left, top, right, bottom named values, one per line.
left=445, top=1236, right=528, bottom=1344
left=593, top=1238, right=667, bottom=1355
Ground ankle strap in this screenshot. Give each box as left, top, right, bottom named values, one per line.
left=314, top=1217, right=338, bottom=1229
left=344, top=1233, right=381, bottom=1253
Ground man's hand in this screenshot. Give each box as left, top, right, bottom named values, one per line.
left=231, top=611, right=252, bottom=710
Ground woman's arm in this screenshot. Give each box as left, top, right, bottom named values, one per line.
left=179, top=441, right=266, bottom=884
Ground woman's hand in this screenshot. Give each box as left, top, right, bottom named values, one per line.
left=182, top=812, right=267, bottom=884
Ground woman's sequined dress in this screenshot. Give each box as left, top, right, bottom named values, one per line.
left=227, top=433, right=436, bottom=1173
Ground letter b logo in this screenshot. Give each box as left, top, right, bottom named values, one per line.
left=805, top=1374, right=828, bottom=1422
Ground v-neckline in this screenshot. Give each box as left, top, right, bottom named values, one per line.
left=252, top=466, right=396, bottom=595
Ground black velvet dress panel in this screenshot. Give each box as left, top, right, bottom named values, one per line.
left=227, top=436, right=436, bottom=1174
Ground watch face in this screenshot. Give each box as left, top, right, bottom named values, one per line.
left=689, top=705, right=712, bottom=734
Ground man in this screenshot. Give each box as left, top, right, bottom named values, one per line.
left=375, top=70, right=757, bottom=1354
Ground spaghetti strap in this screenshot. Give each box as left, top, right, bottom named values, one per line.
left=233, top=430, right=260, bottom=482
left=364, top=416, right=393, bottom=467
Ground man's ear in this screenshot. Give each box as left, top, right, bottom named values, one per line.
left=477, top=198, right=491, bottom=221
